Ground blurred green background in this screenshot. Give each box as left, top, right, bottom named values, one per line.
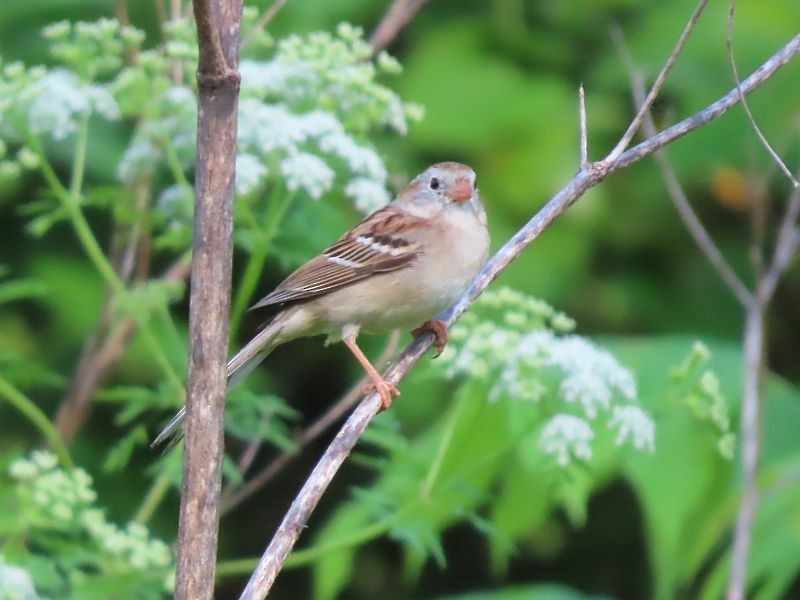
left=1, top=0, right=799, bottom=599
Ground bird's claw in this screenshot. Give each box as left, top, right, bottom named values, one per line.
left=411, top=319, right=449, bottom=358
left=362, top=378, right=400, bottom=411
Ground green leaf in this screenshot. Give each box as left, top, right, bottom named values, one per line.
left=103, top=425, right=148, bottom=472
left=434, top=583, right=612, bottom=600
left=0, top=278, right=47, bottom=304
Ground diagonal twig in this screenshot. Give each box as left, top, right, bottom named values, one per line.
left=369, top=0, right=430, bottom=52
left=238, top=31, right=800, bottom=600
left=610, top=25, right=754, bottom=309
left=605, top=0, right=709, bottom=164
left=761, top=185, right=800, bottom=302
left=726, top=0, right=799, bottom=189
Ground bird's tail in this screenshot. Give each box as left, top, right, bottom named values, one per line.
left=150, top=308, right=297, bottom=448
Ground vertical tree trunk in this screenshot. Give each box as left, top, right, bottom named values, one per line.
left=175, top=1, right=243, bottom=598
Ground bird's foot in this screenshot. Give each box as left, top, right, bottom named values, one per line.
left=411, top=319, right=449, bottom=357
left=362, top=377, right=400, bottom=411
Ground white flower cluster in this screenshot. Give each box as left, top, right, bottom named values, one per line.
left=113, top=20, right=417, bottom=221
left=8, top=451, right=174, bottom=590
left=0, top=564, right=37, bottom=600
left=0, top=64, right=120, bottom=144
left=539, top=414, right=594, bottom=467
left=439, top=287, right=655, bottom=467
left=27, top=69, right=119, bottom=139
left=279, top=152, right=335, bottom=199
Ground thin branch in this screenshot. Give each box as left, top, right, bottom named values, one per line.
left=219, top=331, right=401, bottom=516
left=369, top=0, right=430, bottom=52
left=238, top=33, right=800, bottom=600
left=191, top=0, right=234, bottom=83
left=761, top=185, right=800, bottom=302
left=727, top=301, right=765, bottom=600
left=611, top=25, right=754, bottom=308
left=175, top=0, right=242, bottom=598
left=606, top=0, right=709, bottom=163
left=242, top=0, right=289, bottom=49
left=726, top=0, right=799, bottom=189
left=578, top=83, right=588, bottom=167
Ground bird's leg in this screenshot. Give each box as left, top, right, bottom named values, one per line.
left=342, top=336, right=399, bottom=410
left=411, top=319, right=449, bottom=358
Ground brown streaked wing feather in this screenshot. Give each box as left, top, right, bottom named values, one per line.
left=250, top=205, right=426, bottom=310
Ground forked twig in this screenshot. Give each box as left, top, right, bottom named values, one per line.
left=610, top=25, right=754, bottom=309
left=239, top=28, right=800, bottom=600
left=606, top=0, right=709, bottom=163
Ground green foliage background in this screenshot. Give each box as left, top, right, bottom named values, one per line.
left=1, top=0, right=799, bottom=599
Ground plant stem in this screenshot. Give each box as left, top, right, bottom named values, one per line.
left=229, top=187, right=294, bottom=336
left=0, top=375, right=73, bottom=468
left=31, top=137, right=184, bottom=392
left=70, top=115, right=90, bottom=198
left=163, top=136, right=190, bottom=188
left=32, top=137, right=125, bottom=295
left=421, top=392, right=465, bottom=498
left=134, top=471, right=174, bottom=524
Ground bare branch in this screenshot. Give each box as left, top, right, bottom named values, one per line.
left=611, top=25, right=754, bottom=308
left=369, top=0, right=430, bottom=52
left=219, top=331, right=400, bottom=516
left=238, top=34, right=800, bottom=600
left=579, top=84, right=588, bottom=167
left=761, top=183, right=800, bottom=302
left=727, top=303, right=765, bottom=600
left=726, top=1, right=799, bottom=189
left=606, top=0, right=709, bottom=163
left=609, top=33, right=800, bottom=171
left=175, top=0, right=242, bottom=598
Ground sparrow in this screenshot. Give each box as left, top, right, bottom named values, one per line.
left=152, top=162, right=489, bottom=446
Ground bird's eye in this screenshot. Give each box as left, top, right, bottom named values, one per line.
left=429, top=177, right=440, bottom=190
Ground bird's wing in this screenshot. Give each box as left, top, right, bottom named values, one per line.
left=250, top=205, right=425, bottom=309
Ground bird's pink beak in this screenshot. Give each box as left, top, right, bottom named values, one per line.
left=448, top=179, right=473, bottom=203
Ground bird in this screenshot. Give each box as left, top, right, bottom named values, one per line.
left=152, top=161, right=489, bottom=447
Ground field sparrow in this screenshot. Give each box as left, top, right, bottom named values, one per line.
left=153, top=162, right=489, bottom=446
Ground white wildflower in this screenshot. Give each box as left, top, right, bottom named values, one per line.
left=238, top=100, right=305, bottom=154
left=385, top=98, right=408, bottom=134
left=608, top=405, right=655, bottom=452
left=27, top=69, right=119, bottom=139
left=345, top=178, right=390, bottom=213
left=376, top=51, right=402, bottom=74
left=235, top=153, right=268, bottom=196
left=240, top=60, right=294, bottom=97
left=547, top=335, right=637, bottom=418
left=539, top=414, right=594, bottom=466
left=0, top=565, right=37, bottom=600
left=42, top=20, right=71, bottom=40
left=319, top=132, right=386, bottom=179
left=280, top=152, right=334, bottom=199
left=295, top=110, right=344, bottom=138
